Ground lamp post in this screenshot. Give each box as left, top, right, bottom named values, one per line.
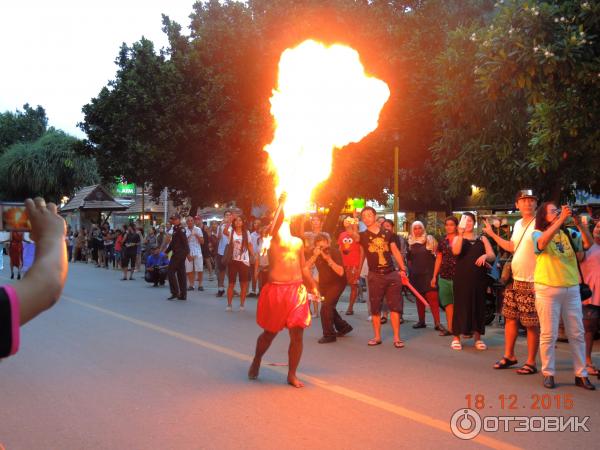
left=393, top=131, right=400, bottom=232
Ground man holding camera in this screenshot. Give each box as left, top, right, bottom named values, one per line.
left=306, top=233, right=353, bottom=343
left=145, top=245, right=169, bottom=287
left=484, top=189, right=540, bottom=375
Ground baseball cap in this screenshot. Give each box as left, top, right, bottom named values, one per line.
left=515, top=189, right=537, bottom=202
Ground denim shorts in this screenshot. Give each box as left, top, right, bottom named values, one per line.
left=367, top=270, right=403, bottom=314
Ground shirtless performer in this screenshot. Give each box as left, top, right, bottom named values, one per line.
left=248, top=219, right=318, bottom=388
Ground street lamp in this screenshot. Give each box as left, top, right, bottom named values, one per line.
left=393, top=131, right=401, bottom=232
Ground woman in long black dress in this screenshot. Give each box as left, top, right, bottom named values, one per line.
left=451, top=212, right=495, bottom=351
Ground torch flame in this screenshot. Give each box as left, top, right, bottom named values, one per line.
left=265, top=39, right=390, bottom=216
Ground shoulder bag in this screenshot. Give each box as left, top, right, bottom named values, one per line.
left=563, top=228, right=593, bottom=302
left=221, top=235, right=234, bottom=266
left=500, top=219, right=534, bottom=286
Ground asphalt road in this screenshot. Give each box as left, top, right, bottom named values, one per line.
left=1, top=257, right=599, bottom=449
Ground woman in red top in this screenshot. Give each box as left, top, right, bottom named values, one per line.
left=9, top=231, right=24, bottom=280
left=114, top=230, right=124, bottom=270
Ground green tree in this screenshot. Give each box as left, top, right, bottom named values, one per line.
left=433, top=0, right=600, bottom=202
left=0, top=104, right=48, bottom=153
left=0, top=129, right=99, bottom=202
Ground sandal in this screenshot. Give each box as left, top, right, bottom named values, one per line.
left=494, top=357, right=518, bottom=370
left=368, top=339, right=382, bottom=346
left=435, top=324, right=449, bottom=335
left=393, top=340, right=405, bottom=349
left=345, top=310, right=354, bottom=316
left=586, top=364, right=599, bottom=376
left=380, top=316, right=388, bottom=324
left=516, top=364, right=538, bottom=375
left=412, top=322, right=426, bottom=329
left=475, top=340, right=487, bottom=351
left=451, top=340, right=462, bottom=351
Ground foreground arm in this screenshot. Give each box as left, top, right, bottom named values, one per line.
left=13, top=198, right=68, bottom=325
left=482, top=219, right=515, bottom=253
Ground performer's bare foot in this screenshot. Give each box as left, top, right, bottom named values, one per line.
left=287, top=374, right=304, bottom=388
left=248, top=358, right=261, bottom=380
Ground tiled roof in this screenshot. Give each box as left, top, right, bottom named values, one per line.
left=60, top=185, right=128, bottom=212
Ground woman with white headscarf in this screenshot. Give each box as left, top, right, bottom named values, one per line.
left=408, top=221, right=445, bottom=332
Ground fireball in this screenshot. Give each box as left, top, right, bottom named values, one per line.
left=264, top=39, right=390, bottom=217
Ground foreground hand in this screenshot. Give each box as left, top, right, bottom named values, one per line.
left=475, top=255, right=487, bottom=267
left=26, top=197, right=65, bottom=243
left=430, top=277, right=437, bottom=288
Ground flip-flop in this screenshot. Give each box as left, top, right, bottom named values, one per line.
left=494, top=357, right=518, bottom=369
left=451, top=340, right=462, bottom=351
left=586, top=364, right=599, bottom=376
left=368, top=339, right=382, bottom=346
left=345, top=310, right=354, bottom=315
left=475, top=340, right=487, bottom=351
left=516, top=364, right=538, bottom=375
left=393, top=340, right=405, bottom=349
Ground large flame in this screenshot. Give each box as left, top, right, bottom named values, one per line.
left=264, top=40, right=390, bottom=216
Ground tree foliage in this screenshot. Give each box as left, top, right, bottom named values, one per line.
left=0, top=129, right=99, bottom=202
left=0, top=104, right=48, bottom=153
left=80, top=0, right=600, bottom=219
left=433, top=0, right=600, bottom=202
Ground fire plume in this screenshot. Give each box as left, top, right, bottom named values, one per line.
left=265, top=40, right=390, bottom=216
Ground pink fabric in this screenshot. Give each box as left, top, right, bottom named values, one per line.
left=256, top=281, right=311, bottom=333
left=4, top=284, right=20, bottom=355
left=581, top=243, right=600, bottom=307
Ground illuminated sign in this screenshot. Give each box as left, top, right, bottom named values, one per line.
left=116, top=183, right=136, bottom=195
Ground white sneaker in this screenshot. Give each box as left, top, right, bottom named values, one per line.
left=225, top=306, right=233, bottom=312
left=239, top=305, right=245, bottom=311
left=367, top=315, right=372, bottom=322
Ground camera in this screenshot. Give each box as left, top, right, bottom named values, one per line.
left=0, top=202, right=30, bottom=232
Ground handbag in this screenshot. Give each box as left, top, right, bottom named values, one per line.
left=563, top=229, right=593, bottom=302
left=221, top=242, right=233, bottom=266
left=500, top=219, right=534, bottom=286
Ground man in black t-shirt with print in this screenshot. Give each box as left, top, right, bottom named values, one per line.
left=306, top=233, right=353, bottom=343
left=359, top=207, right=408, bottom=348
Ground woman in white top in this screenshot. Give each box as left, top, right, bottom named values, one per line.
left=227, top=216, right=254, bottom=311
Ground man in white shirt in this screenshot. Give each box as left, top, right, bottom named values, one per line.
left=216, top=210, right=233, bottom=297
left=185, top=216, right=204, bottom=291
left=484, top=189, right=540, bottom=375
left=249, top=219, right=261, bottom=297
